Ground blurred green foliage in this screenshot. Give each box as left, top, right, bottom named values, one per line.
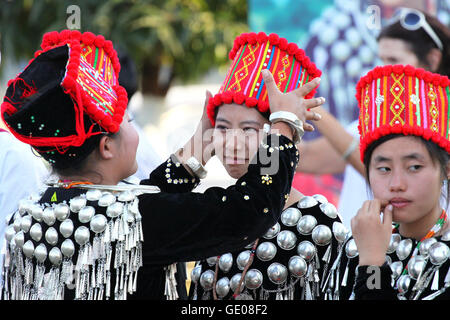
left=0, top=0, right=248, bottom=94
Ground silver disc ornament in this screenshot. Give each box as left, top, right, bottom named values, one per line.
left=215, top=277, right=230, bottom=298
left=311, top=224, right=332, bottom=246
left=59, top=219, right=74, bottom=238
left=90, top=214, right=108, bottom=234
left=263, top=222, right=281, bottom=239
left=396, top=239, right=413, bottom=261
left=61, top=239, right=75, bottom=258
left=236, top=250, right=251, bottom=271
left=218, top=253, right=233, bottom=273
left=288, top=255, right=308, bottom=278
left=230, top=273, right=244, bottom=293
left=199, top=270, right=215, bottom=291
left=297, top=215, right=317, bottom=235
left=267, top=262, right=288, bottom=285
left=297, top=196, right=318, bottom=209
left=244, top=269, right=263, bottom=290
left=277, top=230, right=297, bottom=250
left=280, top=207, right=301, bottom=227
left=54, top=203, right=70, bottom=221
left=297, top=241, right=317, bottom=262
left=256, top=241, right=277, bottom=262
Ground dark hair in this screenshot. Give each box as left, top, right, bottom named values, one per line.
left=378, top=11, right=450, bottom=77
left=363, top=134, right=450, bottom=207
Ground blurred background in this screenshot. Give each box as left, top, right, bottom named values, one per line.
left=1, top=0, right=450, bottom=204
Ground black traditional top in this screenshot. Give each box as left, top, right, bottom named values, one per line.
left=189, top=195, right=346, bottom=300
left=1, top=134, right=299, bottom=300
left=324, top=230, right=450, bottom=300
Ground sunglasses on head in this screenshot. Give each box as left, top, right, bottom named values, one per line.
left=388, top=7, right=443, bottom=51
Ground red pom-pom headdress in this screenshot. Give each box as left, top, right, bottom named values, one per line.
left=206, top=32, right=322, bottom=126
left=357, top=64, right=450, bottom=161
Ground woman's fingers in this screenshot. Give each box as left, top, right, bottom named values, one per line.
left=305, top=109, right=322, bottom=121
left=261, top=69, right=278, bottom=101
left=303, top=97, right=326, bottom=111
left=293, top=77, right=321, bottom=98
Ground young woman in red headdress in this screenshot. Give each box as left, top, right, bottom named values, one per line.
left=0, top=30, right=325, bottom=300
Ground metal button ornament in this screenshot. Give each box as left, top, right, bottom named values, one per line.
left=312, top=194, right=328, bottom=204
left=244, top=269, right=263, bottom=290
left=59, top=219, right=74, bottom=238
left=61, top=239, right=75, bottom=258
left=319, top=202, right=338, bottom=219
left=297, top=196, right=318, bottom=209
left=106, top=202, right=123, bottom=218
left=263, top=222, right=280, bottom=239
left=297, top=241, right=316, bottom=262
left=85, top=189, right=102, bottom=201
left=236, top=250, right=251, bottom=270
left=230, top=273, right=244, bottom=293
left=5, top=225, right=16, bottom=243
left=332, top=221, right=348, bottom=243
left=312, top=225, right=332, bottom=246
left=13, top=217, right=21, bottom=232
left=191, top=265, right=202, bottom=284
left=98, top=192, right=116, bottom=207
left=42, top=207, right=56, bottom=226
left=199, top=270, right=215, bottom=291
left=390, top=261, right=403, bottom=280
left=34, top=243, right=48, bottom=263
left=74, top=226, right=90, bottom=245
left=215, top=277, right=230, bottom=298
left=20, top=215, right=32, bottom=233
left=256, top=242, right=277, bottom=261
left=206, top=256, right=218, bottom=267
left=429, top=242, right=450, bottom=265
left=267, top=262, right=288, bottom=284
left=69, top=196, right=87, bottom=212
left=49, top=247, right=63, bottom=266
left=387, top=233, right=401, bottom=254
left=31, top=204, right=44, bottom=221
left=345, top=239, right=359, bottom=259
left=78, top=206, right=95, bottom=223
left=407, top=255, right=426, bottom=280
left=419, top=238, right=437, bottom=257
left=14, top=231, right=25, bottom=249
left=277, top=230, right=297, bottom=250
left=396, top=239, right=413, bottom=261
left=22, top=240, right=35, bottom=258
left=54, top=203, right=70, bottom=221
left=280, top=207, right=301, bottom=226
left=297, top=215, right=317, bottom=235
left=397, top=274, right=411, bottom=294
left=30, top=223, right=43, bottom=242
left=45, top=227, right=59, bottom=246
left=218, top=253, right=233, bottom=273
left=288, top=255, right=308, bottom=278
left=90, top=214, right=107, bottom=234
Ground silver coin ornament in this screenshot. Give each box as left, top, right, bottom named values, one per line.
left=263, top=222, right=280, bottom=239
left=244, top=269, right=263, bottom=290
left=14, top=231, right=25, bottom=249
left=297, top=241, right=317, bottom=262
left=31, top=204, right=44, bottom=222
left=54, top=203, right=70, bottom=221
left=90, top=214, right=107, bottom=234
left=85, top=189, right=102, bottom=201
left=42, top=207, right=56, bottom=226
left=61, top=239, right=75, bottom=258
left=118, top=190, right=135, bottom=202
left=206, top=256, right=218, bottom=267
left=345, top=239, right=359, bottom=259
left=20, top=215, right=32, bottom=233
left=397, top=274, right=411, bottom=294
left=191, top=265, right=202, bottom=284
left=407, top=255, right=426, bottom=280
left=441, top=229, right=450, bottom=241
left=297, top=215, right=317, bottom=235
left=78, top=206, right=95, bottom=224
left=45, top=227, right=59, bottom=246
left=98, top=192, right=116, bottom=207
left=22, top=240, right=35, bottom=258
left=277, top=230, right=297, bottom=250
left=5, top=225, right=16, bottom=243
left=216, top=277, right=230, bottom=298
left=218, top=253, right=233, bottom=273
left=230, top=273, right=244, bottom=293
left=319, top=202, right=338, bottom=219
left=288, top=255, right=308, bottom=278
left=59, top=219, right=74, bottom=238
left=69, top=196, right=86, bottom=213
left=312, top=194, right=328, bottom=204
left=49, top=247, right=62, bottom=266
left=387, top=233, right=401, bottom=254
left=74, top=226, right=90, bottom=245
left=419, top=238, right=437, bottom=257
left=199, top=270, right=215, bottom=291
left=390, top=261, right=403, bottom=280
left=311, top=224, right=332, bottom=246
left=267, top=262, right=288, bottom=285
left=30, top=223, right=43, bottom=242
left=429, top=242, right=450, bottom=265
left=236, top=250, right=251, bottom=271
left=106, top=202, right=124, bottom=218
left=256, top=241, right=277, bottom=261
left=332, top=221, right=348, bottom=243
left=297, top=196, right=318, bottom=209
left=396, top=239, right=413, bottom=261
left=34, top=243, right=48, bottom=263
left=280, top=208, right=301, bottom=227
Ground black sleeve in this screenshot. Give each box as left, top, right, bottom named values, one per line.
left=353, top=264, right=398, bottom=300
left=138, top=134, right=298, bottom=265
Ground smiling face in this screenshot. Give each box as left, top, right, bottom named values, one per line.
left=213, top=103, right=269, bottom=179
left=368, top=136, right=445, bottom=225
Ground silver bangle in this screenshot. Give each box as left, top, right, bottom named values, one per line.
left=186, top=156, right=207, bottom=179
left=269, top=111, right=304, bottom=144
left=342, top=137, right=359, bottom=160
